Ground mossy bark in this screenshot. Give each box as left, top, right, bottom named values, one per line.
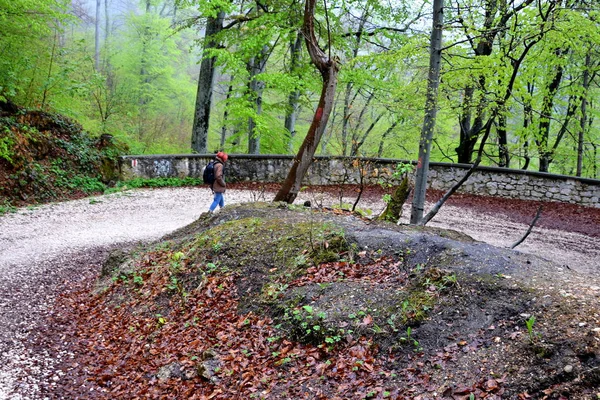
left=379, top=175, right=411, bottom=223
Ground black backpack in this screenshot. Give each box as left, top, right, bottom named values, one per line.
left=202, top=160, right=221, bottom=185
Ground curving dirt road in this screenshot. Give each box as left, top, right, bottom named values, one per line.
left=1, top=186, right=598, bottom=399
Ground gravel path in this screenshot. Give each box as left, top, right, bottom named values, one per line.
left=1, top=187, right=598, bottom=399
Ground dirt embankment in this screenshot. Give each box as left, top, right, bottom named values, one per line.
left=34, top=202, right=600, bottom=399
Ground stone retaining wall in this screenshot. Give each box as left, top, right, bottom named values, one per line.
left=119, top=154, right=599, bottom=208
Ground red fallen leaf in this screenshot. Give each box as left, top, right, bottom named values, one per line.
left=518, top=392, right=531, bottom=399
left=453, top=386, right=473, bottom=395
left=362, top=362, right=374, bottom=372
left=361, top=315, right=373, bottom=326
left=315, top=362, right=328, bottom=375
left=207, top=389, right=223, bottom=399
left=486, top=379, right=499, bottom=391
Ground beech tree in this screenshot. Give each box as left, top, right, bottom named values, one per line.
left=274, top=0, right=340, bottom=203
left=191, top=4, right=225, bottom=154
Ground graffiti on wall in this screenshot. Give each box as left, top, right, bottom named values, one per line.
left=153, top=160, right=172, bottom=177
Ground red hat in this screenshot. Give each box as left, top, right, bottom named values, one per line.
left=216, top=151, right=228, bottom=162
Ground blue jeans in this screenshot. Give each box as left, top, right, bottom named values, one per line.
left=209, top=192, right=224, bottom=212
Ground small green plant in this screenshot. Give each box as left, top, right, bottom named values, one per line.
left=525, top=315, right=540, bottom=343
left=262, top=282, right=289, bottom=300
left=442, top=273, right=458, bottom=287
left=156, top=314, right=167, bottom=328
left=393, top=162, right=414, bottom=178
left=399, top=327, right=422, bottom=351
left=170, top=251, right=185, bottom=272
left=172, top=251, right=185, bottom=262
left=0, top=203, right=17, bottom=215
left=0, top=135, right=15, bottom=164
left=113, top=177, right=203, bottom=190
left=70, top=175, right=106, bottom=193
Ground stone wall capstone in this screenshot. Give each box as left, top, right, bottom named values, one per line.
left=119, top=154, right=599, bottom=208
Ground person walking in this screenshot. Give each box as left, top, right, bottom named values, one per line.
left=209, top=152, right=228, bottom=213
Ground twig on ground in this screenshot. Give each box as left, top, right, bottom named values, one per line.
left=510, top=205, right=543, bottom=249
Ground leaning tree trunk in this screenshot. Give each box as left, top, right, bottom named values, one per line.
left=274, top=0, right=340, bottom=204
left=191, top=11, right=224, bottom=154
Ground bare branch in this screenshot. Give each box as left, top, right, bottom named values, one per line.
left=510, top=205, right=543, bottom=249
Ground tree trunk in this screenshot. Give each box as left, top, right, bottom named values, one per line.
left=274, top=0, right=340, bottom=204
left=350, top=111, right=382, bottom=156
left=453, top=0, right=535, bottom=163
left=191, top=11, right=224, bottom=154
left=522, top=91, right=533, bottom=170
left=138, top=0, right=152, bottom=109
left=454, top=0, right=497, bottom=164
left=497, top=109, right=509, bottom=167
left=410, top=0, right=444, bottom=225
left=247, top=45, right=269, bottom=154
left=95, top=0, right=101, bottom=71
left=341, top=82, right=353, bottom=156
left=284, top=32, right=304, bottom=153
left=348, top=91, right=376, bottom=156
left=377, top=121, right=398, bottom=157
left=536, top=54, right=564, bottom=172
left=341, top=7, right=368, bottom=156
left=221, top=79, right=234, bottom=149
left=593, top=142, right=598, bottom=178
left=577, top=53, right=591, bottom=177
left=103, top=0, right=111, bottom=74
left=379, top=175, right=411, bottom=223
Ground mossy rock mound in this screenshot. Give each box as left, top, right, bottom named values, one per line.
left=97, top=202, right=600, bottom=398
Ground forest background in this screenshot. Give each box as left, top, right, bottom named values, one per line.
left=1, top=0, right=599, bottom=179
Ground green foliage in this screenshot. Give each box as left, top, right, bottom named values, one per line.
left=0, top=0, right=598, bottom=178
left=0, top=134, right=14, bottom=164
left=0, top=0, right=71, bottom=102
left=0, top=105, right=126, bottom=207
left=0, top=201, right=17, bottom=216
left=282, top=304, right=346, bottom=347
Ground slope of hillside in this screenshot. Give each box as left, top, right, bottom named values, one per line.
left=35, top=202, right=600, bottom=399
left=0, top=100, right=125, bottom=209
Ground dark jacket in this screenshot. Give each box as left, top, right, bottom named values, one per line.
left=212, top=160, right=226, bottom=193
